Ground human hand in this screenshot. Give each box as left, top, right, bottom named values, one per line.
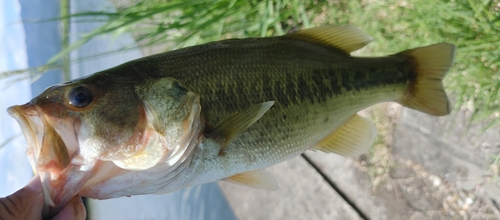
left=0, top=175, right=86, bottom=220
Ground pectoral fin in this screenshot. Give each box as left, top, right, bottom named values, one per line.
left=312, top=114, right=377, bottom=157
left=210, top=101, right=274, bottom=152
left=224, top=170, right=279, bottom=190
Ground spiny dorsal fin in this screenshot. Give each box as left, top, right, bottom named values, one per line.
left=312, top=114, right=377, bottom=157
left=396, top=43, right=456, bottom=116
left=210, top=101, right=274, bottom=148
left=285, top=25, right=373, bottom=54
left=224, top=170, right=279, bottom=190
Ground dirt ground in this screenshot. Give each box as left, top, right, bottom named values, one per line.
left=357, top=155, right=500, bottom=219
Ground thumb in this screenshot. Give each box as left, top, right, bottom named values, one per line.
left=0, top=175, right=45, bottom=220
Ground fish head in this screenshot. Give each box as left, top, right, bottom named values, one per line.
left=7, top=75, right=202, bottom=216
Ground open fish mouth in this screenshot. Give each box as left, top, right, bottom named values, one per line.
left=8, top=104, right=44, bottom=171
left=7, top=103, right=87, bottom=216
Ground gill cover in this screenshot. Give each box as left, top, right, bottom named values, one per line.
left=112, top=77, right=201, bottom=170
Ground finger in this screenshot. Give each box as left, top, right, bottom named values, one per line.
left=52, top=196, right=86, bottom=220
left=0, top=175, right=44, bottom=220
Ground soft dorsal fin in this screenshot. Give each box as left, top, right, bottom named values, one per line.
left=285, top=25, right=373, bottom=54
left=312, top=114, right=377, bottom=157
left=224, top=170, right=279, bottom=190
left=210, top=101, right=274, bottom=149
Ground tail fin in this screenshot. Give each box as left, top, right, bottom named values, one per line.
left=397, top=43, right=456, bottom=116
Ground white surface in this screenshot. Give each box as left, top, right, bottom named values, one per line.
left=0, top=0, right=33, bottom=197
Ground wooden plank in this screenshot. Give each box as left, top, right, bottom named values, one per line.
left=303, top=151, right=389, bottom=219
left=218, top=156, right=362, bottom=220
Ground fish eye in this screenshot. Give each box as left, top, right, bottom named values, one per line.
left=69, top=86, right=93, bottom=108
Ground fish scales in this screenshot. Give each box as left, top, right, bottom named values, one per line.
left=128, top=37, right=412, bottom=115
left=118, top=38, right=411, bottom=169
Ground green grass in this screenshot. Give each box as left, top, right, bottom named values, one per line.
left=48, top=0, right=318, bottom=61
left=60, top=0, right=70, bottom=81
left=323, top=0, right=500, bottom=124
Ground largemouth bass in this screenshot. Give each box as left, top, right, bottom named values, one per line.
left=7, top=25, right=455, bottom=217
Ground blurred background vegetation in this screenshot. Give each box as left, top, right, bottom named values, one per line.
left=3, top=0, right=499, bottom=126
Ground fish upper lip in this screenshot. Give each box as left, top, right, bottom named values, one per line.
left=8, top=104, right=42, bottom=165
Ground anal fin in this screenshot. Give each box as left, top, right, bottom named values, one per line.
left=224, top=170, right=279, bottom=190
left=312, top=114, right=377, bottom=157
